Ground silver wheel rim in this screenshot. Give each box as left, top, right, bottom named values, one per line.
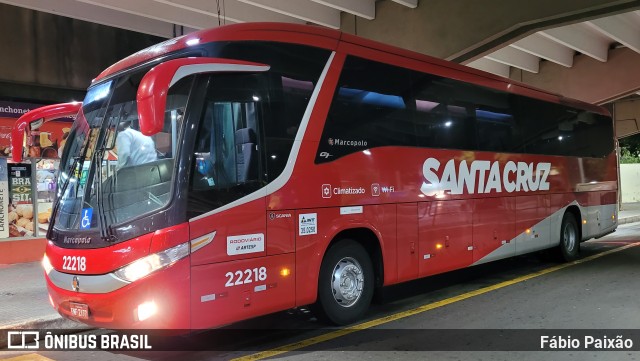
left=563, top=221, right=576, bottom=252
left=330, top=257, right=364, bottom=308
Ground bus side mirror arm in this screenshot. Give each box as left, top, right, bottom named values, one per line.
left=11, top=102, right=83, bottom=162
left=136, top=57, right=270, bottom=136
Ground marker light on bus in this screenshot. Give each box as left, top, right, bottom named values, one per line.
left=42, top=254, right=53, bottom=275
left=114, top=243, right=189, bottom=283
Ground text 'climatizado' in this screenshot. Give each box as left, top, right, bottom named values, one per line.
left=421, top=158, right=551, bottom=196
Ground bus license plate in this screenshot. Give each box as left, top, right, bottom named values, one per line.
left=69, top=302, right=89, bottom=319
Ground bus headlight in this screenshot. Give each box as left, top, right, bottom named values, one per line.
left=114, top=243, right=189, bottom=283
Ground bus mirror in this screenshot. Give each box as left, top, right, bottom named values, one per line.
left=11, top=102, right=82, bottom=162
left=137, top=57, right=270, bottom=136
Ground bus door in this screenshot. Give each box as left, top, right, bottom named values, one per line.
left=183, top=72, right=271, bottom=327
left=418, top=200, right=473, bottom=277
left=186, top=73, right=298, bottom=327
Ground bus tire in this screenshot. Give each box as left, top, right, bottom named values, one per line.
left=315, top=239, right=374, bottom=325
left=558, top=212, right=580, bottom=262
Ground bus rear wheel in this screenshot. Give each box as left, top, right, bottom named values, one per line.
left=558, top=213, right=580, bottom=262
left=316, top=239, right=374, bottom=325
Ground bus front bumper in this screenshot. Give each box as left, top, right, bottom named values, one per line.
left=45, top=257, right=191, bottom=329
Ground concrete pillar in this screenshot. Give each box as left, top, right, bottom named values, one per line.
left=343, top=0, right=640, bottom=61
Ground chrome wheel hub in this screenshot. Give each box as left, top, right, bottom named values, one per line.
left=563, top=222, right=576, bottom=252
left=331, top=257, right=364, bottom=308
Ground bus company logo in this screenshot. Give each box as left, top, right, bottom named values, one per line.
left=269, top=212, right=292, bottom=220
left=63, top=236, right=91, bottom=244
left=227, top=233, right=264, bottom=256
left=328, top=138, right=368, bottom=147
left=420, top=158, right=551, bottom=196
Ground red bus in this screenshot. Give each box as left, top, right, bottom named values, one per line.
left=13, top=23, right=617, bottom=329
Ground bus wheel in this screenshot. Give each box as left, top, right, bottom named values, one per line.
left=558, top=213, right=580, bottom=262
left=316, top=239, right=374, bottom=325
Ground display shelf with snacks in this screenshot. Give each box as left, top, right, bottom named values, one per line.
left=35, top=159, right=59, bottom=237
left=8, top=203, right=35, bottom=238
left=3, top=158, right=60, bottom=240
left=36, top=159, right=57, bottom=202
left=36, top=202, right=53, bottom=234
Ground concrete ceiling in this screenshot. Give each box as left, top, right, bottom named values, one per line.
left=467, top=10, right=640, bottom=79
left=1, top=0, right=639, bottom=105
left=0, top=1, right=635, bottom=72
left=0, top=0, right=416, bottom=37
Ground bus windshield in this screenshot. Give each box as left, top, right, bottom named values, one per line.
left=54, top=70, right=192, bottom=234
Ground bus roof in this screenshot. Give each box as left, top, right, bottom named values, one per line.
left=93, top=22, right=608, bottom=116
left=93, top=23, right=341, bottom=83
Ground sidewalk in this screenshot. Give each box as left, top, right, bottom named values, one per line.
left=619, top=201, right=640, bottom=224
left=0, top=261, right=86, bottom=331
left=2, top=204, right=640, bottom=336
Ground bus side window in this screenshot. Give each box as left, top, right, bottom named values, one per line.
left=187, top=73, right=265, bottom=216
left=235, top=127, right=258, bottom=182
left=316, top=56, right=416, bottom=163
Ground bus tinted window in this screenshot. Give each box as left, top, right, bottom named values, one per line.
left=317, top=56, right=613, bottom=162
left=516, top=97, right=614, bottom=158
left=316, top=57, right=416, bottom=163
left=187, top=42, right=331, bottom=217
left=262, top=76, right=314, bottom=181
left=188, top=74, right=265, bottom=216
left=205, top=42, right=330, bottom=180
left=412, top=76, right=477, bottom=151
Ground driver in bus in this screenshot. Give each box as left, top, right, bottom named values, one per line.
left=115, top=120, right=157, bottom=169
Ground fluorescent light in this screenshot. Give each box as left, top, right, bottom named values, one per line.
left=186, top=38, right=200, bottom=46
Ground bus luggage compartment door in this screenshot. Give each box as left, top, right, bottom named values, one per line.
left=190, top=253, right=295, bottom=329
left=472, top=197, right=516, bottom=264
left=418, top=200, right=473, bottom=277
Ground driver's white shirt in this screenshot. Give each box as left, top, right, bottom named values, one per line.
left=115, top=127, right=157, bottom=168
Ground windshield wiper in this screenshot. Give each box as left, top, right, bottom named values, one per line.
left=94, top=105, right=128, bottom=243
left=46, top=155, right=82, bottom=240
left=95, top=148, right=117, bottom=242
